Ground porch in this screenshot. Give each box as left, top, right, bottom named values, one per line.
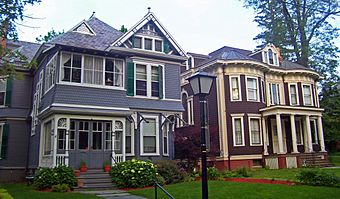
left=260, top=106, right=327, bottom=169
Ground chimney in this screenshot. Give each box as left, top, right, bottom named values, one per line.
left=276, top=47, right=281, bottom=62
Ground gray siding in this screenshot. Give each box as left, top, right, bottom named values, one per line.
left=165, top=63, right=181, bottom=100
left=128, top=98, right=183, bottom=112
left=27, top=123, right=41, bottom=168
left=11, top=74, right=33, bottom=109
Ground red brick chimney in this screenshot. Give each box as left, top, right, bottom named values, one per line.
left=276, top=47, right=282, bottom=62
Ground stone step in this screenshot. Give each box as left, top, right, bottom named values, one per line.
left=81, top=178, right=112, bottom=184
left=78, top=174, right=111, bottom=179
left=76, top=183, right=116, bottom=189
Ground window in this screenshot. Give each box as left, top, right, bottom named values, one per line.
left=289, top=84, right=299, bottom=105
left=114, top=121, right=123, bottom=153
left=0, top=124, right=3, bottom=158
left=78, top=121, right=89, bottom=150
left=295, top=120, right=303, bottom=144
left=43, top=121, right=52, bottom=155
left=144, top=38, right=152, bottom=50
left=261, top=80, right=265, bottom=103
left=247, top=77, right=258, bottom=101
left=83, top=56, right=103, bottom=85
left=92, top=122, right=102, bottom=150
left=69, top=121, right=75, bottom=150
left=311, top=120, right=318, bottom=144
left=249, top=118, right=261, bottom=145
left=269, top=83, right=280, bottom=105
left=105, top=59, right=124, bottom=87
left=136, top=64, right=147, bottom=96
left=155, top=40, right=162, bottom=52
left=232, top=116, right=244, bottom=146
left=0, top=79, right=6, bottom=106
left=61, top=53, right=81, bottom=83
left=135, top=63, right=163, bottom=98
left=163, top=123, right=169, bottom=156
left=57, top=129, right=66, bottom=150
left=105, top=122, right=112, bottom=150
left=134, top=37, right=142, bottom=49
left=262, top=48, right=279, bottom=66
left=126, top=124, right=132, bottom=154
left=187, top=97, right=194, bottom=125
left=230, top=76, right=241, bottom=101
left=141, top=117, right=159, bottom=154
left=303, top=84, right=313, bottom=106
left=44, top=53, right=57, bottom=92
left=31, top=71, right=43, bottom=135
left=268, top=49, right=274, bottom=64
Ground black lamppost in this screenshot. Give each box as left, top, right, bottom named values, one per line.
left=187, top=71, right=216, bottom=199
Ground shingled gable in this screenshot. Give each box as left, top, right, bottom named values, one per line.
left=49, top=15, right=122, bottom=51
left=109, top=12, right=187, bottom=57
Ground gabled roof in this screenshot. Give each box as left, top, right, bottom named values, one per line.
left=109, top=12, right=187, bottom=56
left=50, top=16, right=122, bottom=51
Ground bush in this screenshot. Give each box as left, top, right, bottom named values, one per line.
left=207, top=167, right=221, bottom=180
left=0, top=189, right=13, bottom=199
left=235, top=167, right=252, bottom=177
left=33, top=165, right=76, bottom=190
left=296, top=169, right=340, bottom=187
left=155, top=174, right=166, bottom=186
left=51, top=184, right=70, bottom=193
left=155, top=160, right=186, bottom=184
left=110, top=159, right=157, bottom=188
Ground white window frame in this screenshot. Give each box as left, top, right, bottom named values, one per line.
left=140, top=115, right=160, bottom=156
left=187, top=97, right=194, bottom=125
left=246, top=76, right=259, bottom=102
left=42, top=120, right=53, bottom=156
left=31, top=70, right=44, bottom=136
left=44, top=52, right=58, bottom=94
left=248, top=117, right=262, bottom=146
left=163, top=122, right=169, bottom=156
left=232, top=114, right=245, bottom=147
left=59, top=52, right=125, bottom=90
left=262, top=47, right=279, bottom=66
left=0, top=78, right=7, bottom=107
left=133, top=34, right=164, bottom=53
left=302, top=84, right=313, bottom=106
left=288, top=83, right=299, bottom=106
left=269, top=82, right=281, bottom=105
left=0, top=123, right=4, bottom=159
left=133, top=61, right=164, bottom=99
left=229, top=76, right=242, bottom=101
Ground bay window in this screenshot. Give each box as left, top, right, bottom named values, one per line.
left=303, top=84, right=313, bottom=106
left=230, top=76, right=241, bottom=101
left=84, top=56, right=103, bottom=85
left=61, top=53, right=81, bottom=83
left=246, top=77, right=258, bottom=101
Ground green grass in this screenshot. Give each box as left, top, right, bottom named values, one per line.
left=329, top=152, right=340, bottom=166
left=0, top=184, right=100, bottom=199
left=129, top=181, right=340, bottom=199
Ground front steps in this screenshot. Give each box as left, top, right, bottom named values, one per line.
left=75, top=169, right=115, bottom=190
left=298, top=153, right=333, bottom=167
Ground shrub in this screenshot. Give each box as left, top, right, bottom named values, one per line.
left=33, top=165, right=76, bottom=190
left=207, top=167, right=221, bottom=180
left=296, top=169, right=340, bottom=187
left=0, top=189, right=13, bottom=199
left=155, top=174, right=166, bottom=186
left=155, top=160, right=186, bottom=184
left=51, top=184, right=70, bottom=193
left=110, top=159, right=157, bottom=188
left=235, top=167, right=252, bottom=177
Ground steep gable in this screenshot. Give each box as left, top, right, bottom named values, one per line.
left=110, top=12, right=187, bottom=57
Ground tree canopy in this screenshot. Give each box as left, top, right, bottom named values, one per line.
left=35, top=29, right=64, bottom=43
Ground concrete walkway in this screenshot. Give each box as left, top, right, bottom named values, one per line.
left=76, top=189, right=147, bottom=199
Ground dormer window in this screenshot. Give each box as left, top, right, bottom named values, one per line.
left=262, top=45, right=279, bottom=66
left=268, top=49, right=274, bottom=64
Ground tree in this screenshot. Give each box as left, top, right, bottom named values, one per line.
left=0, top=0, right=41, bottom=77
left=243, top=0, right=340, bottom=82
left=119, top=25, right=127, bottom=33
left=35, top=29, right=64, bottom=43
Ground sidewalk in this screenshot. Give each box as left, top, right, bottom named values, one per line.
left=76, top=189, right=147, bottom=199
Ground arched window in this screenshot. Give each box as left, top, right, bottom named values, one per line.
left=268, top=49, right=274, bottom=64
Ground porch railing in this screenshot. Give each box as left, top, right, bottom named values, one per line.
left=154, top=182, right=175, bottom=199
left=56, top=154, right=68, bottom=166
left=111, top=153, right=124, bottom=165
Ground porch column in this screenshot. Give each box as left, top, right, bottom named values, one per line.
left=65, top=118, right=70, bottom=166
left=317, top=116, right=326, bottom=152
left=305, top=115, right=313, bottom=153
left=122, top=119, right=126, bottom=162
left=290, top=114, right=299, bottom=153
left=52, top=117, right=58, bottom=167
left=276, top=113, right=284, bottom=154
left=262, top=117, right=268, bottom=155
left=111, top=120, right=115, bottom=166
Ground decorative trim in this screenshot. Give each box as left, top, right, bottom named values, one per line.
left=51, top=103, right=130, bottom=111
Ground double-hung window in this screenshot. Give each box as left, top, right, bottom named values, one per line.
left=187, top=97, right=194, bottom=125
left=61, top=53, right=81, bottom=83
left=163, top=123, right=169, bottom=156
left=269, top=83, right=280, bottom=105
left=83, top=56, right=103, bottom=85
left=136, top=64, right=148, bottom=96
left=230, top=76, right=241, bottom=101
left=44, top=53, right=57, bottom=93
left=141, top=117, right=159, bottom=155
left=303, top=84, right=313, bottom=106
left=0, top=79, right=6, bottom=106
left=105, top=59, right=124, bottom=87
left=289, top=84, right=299, bottom=105
left=135, top=63, right=163, bottom=98
left=133, top=36, right=163, bottom=52
left=249, top=118, right=261, bottom=145
left=43, top=121, right=52, bottom=155
left=232, top=116, right=244, bottom=146
left=246, top=77, right=258, bottom=101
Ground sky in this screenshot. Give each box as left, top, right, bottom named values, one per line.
left=18, top=0, right=262, bottom=55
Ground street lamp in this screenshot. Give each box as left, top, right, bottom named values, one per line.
left=187, top=70, right=216, bottom=199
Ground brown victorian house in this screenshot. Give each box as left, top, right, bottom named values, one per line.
left=177, top=44, right=330, bottom=170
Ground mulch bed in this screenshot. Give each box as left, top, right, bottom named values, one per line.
left=224, top=178, right=295, bottom=185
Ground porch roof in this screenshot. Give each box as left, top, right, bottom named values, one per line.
left=259, top=105, right=324, bottom=117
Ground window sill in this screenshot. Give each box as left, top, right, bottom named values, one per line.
left=250, top=144, right=263, bottom=146
left=130, top=96, right=160, bottom=100
left=140, top=153, right=160, bottom=156
left=233, top=145, right=245, bottom=147
left=57, top=82, right=125, bottom=91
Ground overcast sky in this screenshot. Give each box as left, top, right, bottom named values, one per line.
left=19, top=0, right=339, bottom=56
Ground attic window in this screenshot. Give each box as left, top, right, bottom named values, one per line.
left=73, top=22, right=95, bottom=35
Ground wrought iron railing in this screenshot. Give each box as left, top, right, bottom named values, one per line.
left=154, top=182, right=175, bottom=199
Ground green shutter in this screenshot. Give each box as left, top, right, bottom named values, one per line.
left=127, top=62, right=135, bottom=96
left=163, top=40, right=169, bottom=54
left=1, top=124, right=9, bottom=159
left=158, top=65, right=163, bottom=99
left=5, top=78, right=12, bottom=107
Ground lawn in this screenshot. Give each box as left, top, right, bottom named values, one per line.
left=129, top=181, right=340, bottom=199
left=329, top=152, right=340, bottom=166
left=0, top=184, right=100, bottom=199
